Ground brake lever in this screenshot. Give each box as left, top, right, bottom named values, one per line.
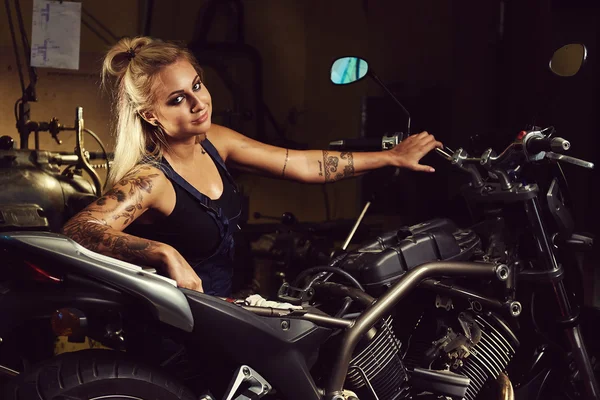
left=545, top=152, right=594, bottom=169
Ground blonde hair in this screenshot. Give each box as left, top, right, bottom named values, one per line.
left=102, top=36, right=203, bottom=189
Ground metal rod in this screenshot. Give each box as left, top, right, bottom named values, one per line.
left=367, top=70, right=411, bottom=134
left=326, top=261, right=500, bottom=398
left=294, top=313, right=354, bottom=329
left=342, top=201, right=371, bottom=250
left=419, top=279, right=505, bottom=310
left=0, top=364, right=19, bottom=377
left=241, top=306, right=353, bottom=329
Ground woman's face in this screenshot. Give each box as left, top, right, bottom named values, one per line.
left=149, top=58, right=212, bottom=141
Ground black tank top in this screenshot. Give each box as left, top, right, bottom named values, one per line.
left=125, top=157, right=241, bottom=263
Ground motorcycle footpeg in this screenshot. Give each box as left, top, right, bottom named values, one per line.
left=223, top=365, right=272, bottom=400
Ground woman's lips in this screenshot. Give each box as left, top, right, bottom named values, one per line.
left=192, top=112, right=209, bottom=124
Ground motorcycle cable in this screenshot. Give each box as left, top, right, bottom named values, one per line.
left=293, top=266, right=365, bottom=292
left=60, top=128, right=111, bottom=188
left=84, top=128, right=111, bottom=183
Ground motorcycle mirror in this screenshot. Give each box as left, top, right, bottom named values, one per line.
left=330, top=57, right=369, bottom=85
left=549, top=43, right=587, bottom=77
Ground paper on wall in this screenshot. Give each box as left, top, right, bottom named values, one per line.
left=31, top=0, right=81, bottom=70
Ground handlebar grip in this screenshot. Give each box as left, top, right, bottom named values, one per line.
left=329, top=137, right=383, bottom=151
left=526, top=136, right=570, bottom=154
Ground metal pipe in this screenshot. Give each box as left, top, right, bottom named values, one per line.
left=295, top=313, right=354, bottom=329
left=496, top=372, right=514, bottom=400
left=342, top=201, right=371, bottom=250
left=325, top=261, right=500, bottom=398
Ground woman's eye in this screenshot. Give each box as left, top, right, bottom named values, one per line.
left=193, top=82, right=201, bottom=91
left=172, top=95, right=184, bottom=105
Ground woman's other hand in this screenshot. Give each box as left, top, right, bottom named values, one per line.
left=161, top=245, right=204, bottom=292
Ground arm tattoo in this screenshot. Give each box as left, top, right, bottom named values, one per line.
left=281, top=148, right=289, bottom=177
left=90, top=166, right=159, bottom=226
left=318, top=160, right=323, bottom=176
left=60, top=165, right=162, bottom=266
left=61, top=211, right=159, bottom=264
left=322, top=151, right=355, bottom=182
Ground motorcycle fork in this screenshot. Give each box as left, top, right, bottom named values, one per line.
left=524, top=197, right=599, bottom=399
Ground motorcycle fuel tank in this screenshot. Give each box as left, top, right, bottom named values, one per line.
left=339, top=218, right=480, bottom=295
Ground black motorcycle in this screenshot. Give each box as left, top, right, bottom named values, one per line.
left=0, top=45, right=597, bottom=400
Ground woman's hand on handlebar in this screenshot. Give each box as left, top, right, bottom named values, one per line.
left=389, top=131, right=443, bottom=172
left=161, top=245, right=204, bottom=292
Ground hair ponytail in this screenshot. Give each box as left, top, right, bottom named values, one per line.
left=101, top=36, right=203, bottom=189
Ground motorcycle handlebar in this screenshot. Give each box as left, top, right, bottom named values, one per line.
left=526, top=136, right=570, bottom=154
left=329, top=137, right=383, bottom=151
left=329, top=134, right=401, bottom=151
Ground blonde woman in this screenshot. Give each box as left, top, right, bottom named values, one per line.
left=61, top=36, right=443, bottom=296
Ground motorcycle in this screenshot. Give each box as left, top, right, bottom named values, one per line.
left=0, top=44, right=597, bottom=400
left=315, top=43, right=598, bottom=399
left=0, top=106, right=111, bottom=233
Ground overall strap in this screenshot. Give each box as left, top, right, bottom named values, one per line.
left=159, top=158, right=223, bottom=220
left=201, top=138, right=238, bottom=190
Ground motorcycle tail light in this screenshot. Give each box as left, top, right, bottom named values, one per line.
left=24, top=260, right=62, bottom=283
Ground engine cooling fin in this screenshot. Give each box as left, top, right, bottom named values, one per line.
left=455, top=312, right=520, bottom=400
left=346, top=316, right=410, bottom=400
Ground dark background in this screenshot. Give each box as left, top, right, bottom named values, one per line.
left=360, top=0, right=598, bottom=234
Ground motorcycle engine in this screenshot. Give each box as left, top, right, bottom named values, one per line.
left=345, top=316, right=410, bottom=400
left=402, top=308, right=519, bottom=400
left=336, top=218, right=518, bottom=399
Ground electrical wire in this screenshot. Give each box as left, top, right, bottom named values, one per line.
left=83, top=128, right=110, bottom=184
left=14, top=98, right=21, bottom=125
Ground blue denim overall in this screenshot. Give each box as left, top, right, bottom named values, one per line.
left=160, top=139, right=241, bottom=297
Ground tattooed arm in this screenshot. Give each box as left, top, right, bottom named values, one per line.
left=209, top=124, right=443, bottom=183
left=61, top=165, right=203, bottom=292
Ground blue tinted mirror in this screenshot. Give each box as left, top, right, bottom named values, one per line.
left=330, top=57, right=369, bottom=85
